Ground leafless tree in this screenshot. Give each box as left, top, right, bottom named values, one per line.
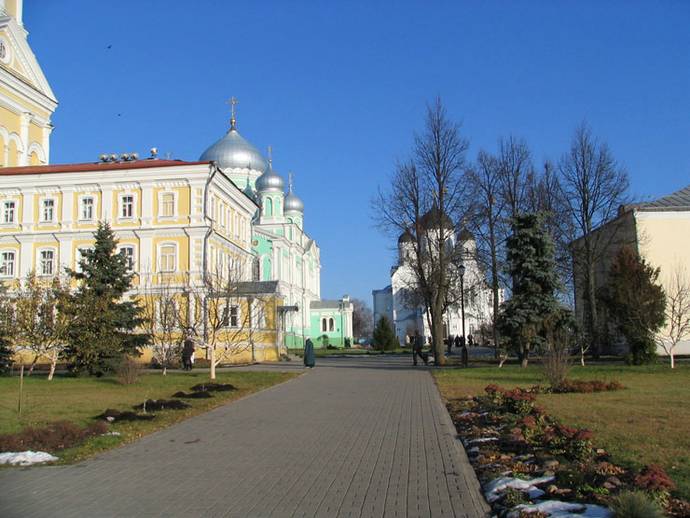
left=656, top=265, right=690, bottom=369
left=559, top=123, right=629, bottom=356
left=351, top=298, right=373, bottom=340
left=497, top=135, right=534, bottom=222
left=373, top=97, right=470, bottom=364
left=140, top=274, right=183, bottom=375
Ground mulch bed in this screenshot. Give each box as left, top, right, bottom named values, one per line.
left=132, top=399, right=191, bottom=411
left=0, top=420, right=108, bottom=452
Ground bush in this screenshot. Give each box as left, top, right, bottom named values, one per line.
left=542, top=346, right=570, bottom=387
left=116, top=355, right=141, bottom=385
left=0, top=420, right=108, bottom=452
left=373, top=316, right=398, bottom=351
left=634, top=465, right=676, bottom=493
left=610, top=491, right=664, bottom=518
left=551, top=379, right=625, bottom=394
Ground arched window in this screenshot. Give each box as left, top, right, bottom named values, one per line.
left=329, top=318, right=335, bottom=332
left=264, top=197, right=273, bottom=216
left=321, top=318, right=327, bottom=332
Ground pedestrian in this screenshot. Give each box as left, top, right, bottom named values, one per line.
left=468, top=334, right=474, bottom=347
left=446, top=334, right=453, bottom=355
left=461, top=342, right=469, bottom=368
left=412, top=330, right=427, bottom=366
left=304, top=336, right=315, bottom=368
left=454, top=334, right=461, bottom=349
left=182, top=331, right=195, bottom=371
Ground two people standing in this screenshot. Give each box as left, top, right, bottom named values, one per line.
left=181, top=330, right=195, bottom=371
left=303, top=337, right=315, bottom=368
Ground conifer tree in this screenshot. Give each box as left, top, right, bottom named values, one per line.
left=498, top=213, right=560, bottom=367
left=63, top=222, right=149, bottom=375
left=599, top=246, right=666, bottom=364
left=373, top=315, right=398, bottom=351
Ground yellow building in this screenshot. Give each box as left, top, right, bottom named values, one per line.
left=0, top=0, right=57, bottom=167
left=572, top=184, right=690, bottom=356
left=0, top=156, right=284, bottom=364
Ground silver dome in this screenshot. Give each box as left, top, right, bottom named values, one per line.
left=256, top=162, right=285, bottom=192
left=199, top=126, right=267, bottom=172
left=284, top=190, right=304, bottom=213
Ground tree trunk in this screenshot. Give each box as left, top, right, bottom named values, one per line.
left=521, top=356, right=528, bottom=368
left=210, top=347, right=216, bottom=380
left=431, top=300, right=445, bottom=366
left=670, top=352, right=675, bottom=369
left=520, top=345, right=528, bottom=368
left=162, top=366, right=167, bottom=376
left=586, top=258, right=600, bottom=359
left=48, top=359, right=57, bottom=381
left=28, top=356, right=38, bottom=376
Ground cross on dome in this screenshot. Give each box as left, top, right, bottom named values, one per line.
left=226, top=96, right=239, bottom=130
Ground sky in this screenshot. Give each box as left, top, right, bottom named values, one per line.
left=25, top=0, right=690, bottom=305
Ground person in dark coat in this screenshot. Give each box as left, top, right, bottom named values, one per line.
left=303, top=337, right=316, bottom=368
left=412, top=330, right=427, bottom=366
left=182, top=334, right=195, bottom=371
left=454, top=335, right=461, bottom=349
left=461, top=341, right=469, bottom=368
left=446, top=335, right=453, bottom=355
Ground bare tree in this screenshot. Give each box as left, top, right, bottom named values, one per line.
left=656, top=265, right=690, bottom=369
left=374, top=97, right=470, bottom=364
left=351, top=298, right=373, bottom=339
left=14, top=272, right=70, bottom=380
left=140, top=274, right=183, bottom=375
left=466, top=150, right=506, bottom=351
left=559, top=123, right=629, bottom=356
left=497, top=135, right=533, bottom=223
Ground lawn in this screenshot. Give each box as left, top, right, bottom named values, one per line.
left=0, top=369, right=298, bottom=463
left=433, top=363, right=690, bottom=500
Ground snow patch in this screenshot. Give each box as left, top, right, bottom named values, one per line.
left=0, top=451, right=59, bottom=466
left=484, top=475, right=555, bottom=502
left=508, top=501, right=612, bottom=518
left=469, top=437, right=499, bottom=445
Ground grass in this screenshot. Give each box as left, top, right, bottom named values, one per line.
left=0, top=369, right=298, bottom=463
left=433, top=362, right=690, bottom=500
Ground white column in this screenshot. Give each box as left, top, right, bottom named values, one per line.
left=19, top=112, right=30, bottom=166
left=139, top=234, right=153, bottom=275
left=19, top=238, right=31, bottom=278
left=42, top=124, right=52, bottom=164
left=62, top=188, right=73, bottom=230
left=59, top=237, right=71, bottom=274
left=141, top=183, right=153, bottom=226
left=102, top=186, right=113, bottom=223
left=21, top=188, right=33, bottom=231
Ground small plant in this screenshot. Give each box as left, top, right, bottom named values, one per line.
left=116, top=355, right=141, bottom=385
left=542, top=346, right=570, bottom=388
left=634, top=464, right=676, bottom=493
left=610, top=491, right=664, bottom=518
left=501, top=487, right=528, bottom=508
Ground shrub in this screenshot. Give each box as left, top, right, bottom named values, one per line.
left=501, top=487, right=528, bottom=507
left=551, top=379, right=625, bottom=394
left=116, top=355, right=141, bottom=385
left=610, top=491, right=664, bottom=518
left=542, top=346, right=570, bottom=388
left=0, top=420, right=108, bottom=452
left=634, top=465, right=676, bottom=493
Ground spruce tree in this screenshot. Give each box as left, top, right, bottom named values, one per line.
left=498, top=213, right=560, bottom=367
left=63, top=222, right=149, bottom=375
left=373, top=315, right=398, bottom=351
left=599, top=246, right=666, bottom=364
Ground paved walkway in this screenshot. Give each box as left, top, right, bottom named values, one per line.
left=0, top=356, right=488, bottom=518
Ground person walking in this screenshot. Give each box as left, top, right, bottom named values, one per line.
left=412, top=330, right=427, bottom=366
left=303, top=337, right=316, bottom=368
left=454, top=334, right=461, bottom=349
left=182, top=331, right=195, bottom=371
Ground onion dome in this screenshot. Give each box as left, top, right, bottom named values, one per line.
left=199, top=117, right=267, bottom=172
left=419, top=204, right=453, bottom=230
left=284, top=173, right=304, bottom=213
left=255, top=159, right=285, bottom=193
left=459, top=229, right=475, bottom=241
left=398, top=229, right=414, bottom=244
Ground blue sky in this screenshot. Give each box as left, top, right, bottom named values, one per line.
left=26, top=1, right=690, bottom=304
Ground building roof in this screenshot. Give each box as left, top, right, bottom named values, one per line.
left=235, top=281, right=280, bottom=295
left=636, top=184, right=690, bottom=212
left=310, top=299, right=346, bottom=309
left=0, top=159, right=210, bottom=176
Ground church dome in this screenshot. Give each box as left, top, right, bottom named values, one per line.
left=256, top=162, right=285, bottom=192
left=284, top=174, right=304, bottom=213
left=420, top=205, right=453, bottom=230
left=199, top=125, right=267, bottom=172
left=398, top=229, right=414, bottom=244
left=459, top=229, right=475, bottom=241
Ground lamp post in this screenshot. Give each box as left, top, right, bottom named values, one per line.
left=459, top=263, right=466, bottom=349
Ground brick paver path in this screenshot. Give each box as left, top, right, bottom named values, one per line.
left=0, top=356, right=488, bottom=517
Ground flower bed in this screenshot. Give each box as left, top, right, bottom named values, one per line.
left=447, top=384, right=690, bottom=517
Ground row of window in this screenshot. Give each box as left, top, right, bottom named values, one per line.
left=321, top=317, right=336, bottom=333
left=0, top=192, right=179, bottom=225
left=0, top=243, right=178, bottom=278
left=211, top=196, right=247, bottom=241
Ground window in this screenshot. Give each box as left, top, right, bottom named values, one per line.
left=2, top=200, right=15, bottom=223
left=159, top=244, right=176, bottom=272
left=321, top=318, right=327, bottom=333
left=81, top=197, right=94, bottom=220
left=119, top=246, right=135, bottom=270
left=229, top=305, right=239, bottom=327
left=329, top=318, right=335, bottom=332
left=160, top=192, right=174, bottom=218
left=120, top=194, right=134, bottom=219
left=41, top=199, right=55, bottom=222
left=39, top=249, right=55, bottom=276
left=0, top=250, right=15, bottom=277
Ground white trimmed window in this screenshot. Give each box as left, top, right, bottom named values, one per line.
left=321, top=318, right=327, bottom=333
left=75, top=247, right=91, bottom=273
left=159, top=243, right=177, bottom=272
left=0, top=250, right=15, bottom=277
left=120, top=194, right=134, bottom=219
left=39, top=249, right=55, bottom=276
left=41, top=199, right=55, bottom=222
left=2, top=200, right=15, bottom=224
left=160, top=192, right=175, bottom=218
left=119, top=245, right=135, bottom=271
left=80, top=196, right=94, bottom=220
left=329, top=318, right=335, bottom=332
left=229, top=305, right=239, bottom=327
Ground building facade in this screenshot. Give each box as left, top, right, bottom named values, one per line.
left=572, top=184, right=690, bottom=356
left=0, top=0, right=56, bottom=168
